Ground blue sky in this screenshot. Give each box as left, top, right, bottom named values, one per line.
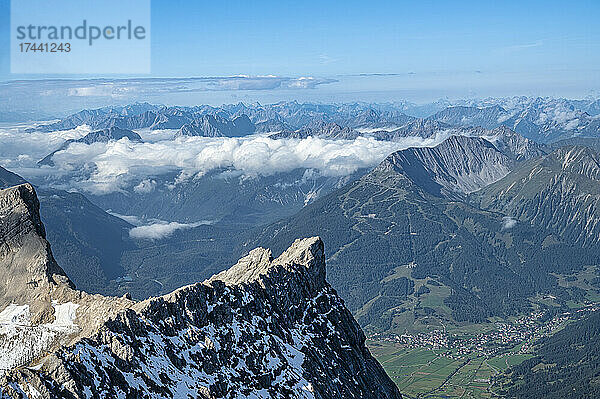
left=0, top=0, right=599, bottom=102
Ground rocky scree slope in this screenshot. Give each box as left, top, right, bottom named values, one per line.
left=379, top=135, right=514, bottom=197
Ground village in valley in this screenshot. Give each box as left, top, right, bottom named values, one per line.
left=368, top=303, right=600, bottom=398
left=373, top=303, right=600, bottom=359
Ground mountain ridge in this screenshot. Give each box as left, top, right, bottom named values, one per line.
left=38, top=126, right=142, bottom=166
left=177, top=114, right=255, bottom=138
left=0, top=185, right=401, bottom=399
left=475, top=145, right=600, bottom=248
left=377, top=135, right=513, bottom=197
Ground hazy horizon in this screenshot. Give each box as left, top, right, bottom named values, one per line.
left=1, top=0, right=599, bottom=113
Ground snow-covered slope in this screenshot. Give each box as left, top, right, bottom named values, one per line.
left=0, top=184, right=133, bottom=376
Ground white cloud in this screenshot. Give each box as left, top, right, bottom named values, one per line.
left=10, top=131, right=452, bottom=194
left=499, top=41, right=543, bottom=53
left=107, top=211, right=144, bottom=226
left=564, top=118, right=579, bottom=130
left=502, top=216, right=517, bottom=230
left=0, top=124, right=91, bottom=169
left=129, top=220, right=211, bottom=240
left=134, top=128, right=178, bottom=142
left=68, top=85, right=120, bottom=97
left=133, top=178, right=157, bottom=194
left=6, top=76, right=337, bottom=100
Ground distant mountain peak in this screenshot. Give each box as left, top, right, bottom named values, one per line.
left=38, top=127, right=142, bottom=166
left=378, top=135, right=513, bottom=196
left=177, top=113, right=256, bottom=137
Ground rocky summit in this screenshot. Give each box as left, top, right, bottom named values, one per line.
left=0, top=184, right=400, bottom=399
left=376, top=135, right=514, bottom=197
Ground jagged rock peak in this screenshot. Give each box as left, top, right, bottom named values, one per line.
left=210, top=237, right=325, bottom=289
left=0, top=183, right=46, bottom=241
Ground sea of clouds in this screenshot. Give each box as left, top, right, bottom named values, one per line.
left=1, top=124, right=453, bottom=195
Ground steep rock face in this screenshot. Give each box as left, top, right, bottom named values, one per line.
left=0, top=184, right=73, bottom=322
left=0, top=184, right=132, bottom=372
left=0, top=185, right=400, bottom=398
left=0, top=168, right=26, bottom=190
left=378, top=135, right=513, bottom=196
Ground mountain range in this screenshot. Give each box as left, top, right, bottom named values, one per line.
left=176, top=114, right=255, bottom=137
left=475, top=145, right=600, bottom=248
left=244, top=136, right=600, bottom=333
left=427, top=101, right=600, bottom=143
left=27, top=98, right=600, bottom=145
left=9, top=128, right=600, bottom=336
